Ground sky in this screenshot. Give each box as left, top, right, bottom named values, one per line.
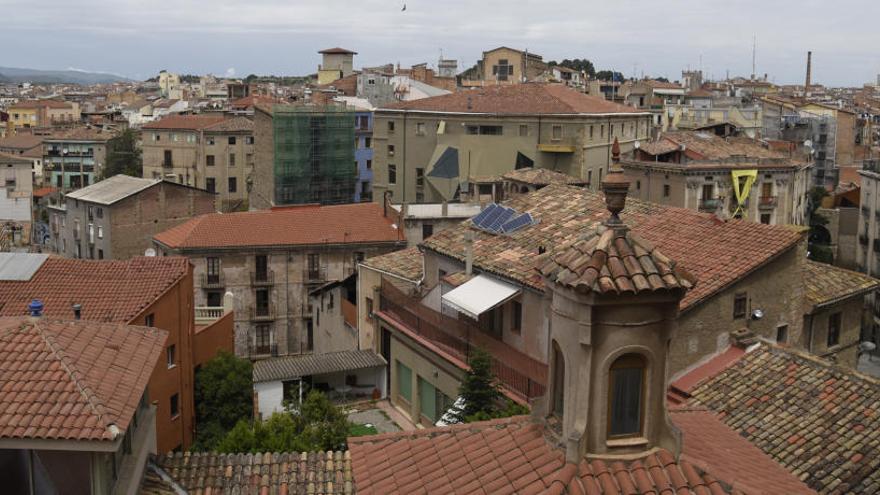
left=2, top=0, right=879, bottom=87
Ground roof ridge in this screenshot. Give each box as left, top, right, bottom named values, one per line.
left=760, top=339, right=880, bottom=386
left=32, top=320, right=111, bottom=435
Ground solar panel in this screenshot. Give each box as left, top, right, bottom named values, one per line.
left=500, top=213, right=534, bottom=234
left=470, top=203, right=497, bottom=227
left=487, top=207, right=516, bottom=231
left=477, top=204, right=506, bottom=230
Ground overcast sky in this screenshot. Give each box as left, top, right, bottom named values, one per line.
left=3, top=0, right=878, bottom=86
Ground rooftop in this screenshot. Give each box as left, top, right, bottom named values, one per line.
left=360, top=246, right=423, bottom=283
left=804, top=260, right=879, bottom=312
left=203, top=116, right=254, bottom=133
left=0, top=134, right=44, bottom=150
left=141, top=114, right=227, bottom=131
left=0, top=151, right=33, bottom=166
left=44, top=127, right=113, bottom=143
left=253, top=350, right=386, bottom=383
left=0, top=255, right=189, bottom=322
left=319, top=47, right=357, bottom=55
left=380, top=83, right=644, bottom=115
left=0, top=316, right=166, bottom=441
left=65, top=174, right=162, bottom=205
left=502, top=167, right=587, bottom=186
left=420, top=184, right=804, bottom=311
left=392, top=202, right=483, bottom=219
left=9, top=99, right=72, bottom=109
left=154, top=202, right=405, bottom=250
left=643, top=131, right=784, bottom=162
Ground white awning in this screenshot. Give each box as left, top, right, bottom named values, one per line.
left=441, top=274, right=520, bottom=319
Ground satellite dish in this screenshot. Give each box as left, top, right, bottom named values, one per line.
left=144, top=248, right=157, bottom=257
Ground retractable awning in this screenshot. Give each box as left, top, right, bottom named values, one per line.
left=441, top=274, right=520, bottom=319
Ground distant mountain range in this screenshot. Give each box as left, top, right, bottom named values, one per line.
left=0, top=67, right=132, bottom=85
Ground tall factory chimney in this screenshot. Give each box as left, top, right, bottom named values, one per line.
left=805, top=51, right=812, bottom=98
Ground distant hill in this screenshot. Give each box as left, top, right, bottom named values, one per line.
left=0, top=67, right=132, bottom=85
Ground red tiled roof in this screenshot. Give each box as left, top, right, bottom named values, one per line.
left=203, top=116, right=253, bottom=133
left=230, top=95, right=283, bottom=110
left=382, top=84, right=643, bottom=115
left=154, top=203, right=405, bottom=250
left=0, top=256, right=189, bottom=322
left=32, top=186, right=59, bottom=198
left=0, top=316, right=166, bottom=441
left=9, top=99, right=72, bottom=109
left=0, top=134, right=44, bottom=150
left=502, top=167, right=587, bottom=186
left=44, top=127, right=113, bottom=143
left=142, top=115, right=227, bottom=130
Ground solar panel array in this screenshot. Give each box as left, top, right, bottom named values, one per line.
left=471, top=203, right=535, bottom=235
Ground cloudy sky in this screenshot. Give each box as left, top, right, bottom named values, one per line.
left=3, top=0, right=878, bottom=86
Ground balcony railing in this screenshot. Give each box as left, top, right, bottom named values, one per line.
left=759, top=196, right=778, bottom=208
left=248, top=342, right=278, bottom=359
left=304, top=266, right=328, bottom=283
left=698, top=198, right=721, bottom=212
left=250, top=270, right=275, bottom=286
left=162, top=161, right=174, bottom=168
left=251, top=303, right=275, bottom=321
left=378, top=282, right=547, bottom=401
left=201, top=273, right=225, bottom=288
left=195, top=306, right=224, bottom=324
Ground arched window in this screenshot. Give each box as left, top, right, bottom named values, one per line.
left=552, top=342, right=565, bottom=417
left=608, top=354, right=646, bottom=437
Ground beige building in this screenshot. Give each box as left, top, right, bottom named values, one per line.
left=477, top=46, right=547, bottom=83
left=317, top=47, right=357, bottom=85
left=623, top=131, right=811, bottom=225
left=371, top=83, right=652, bottom=204
left=153, top=202, right=406, bottom=360
left=0, top=152, right=34, bottom=248
left=7, top=99, right=81, bottom=134
left=141, top=115, right=255, bottom=211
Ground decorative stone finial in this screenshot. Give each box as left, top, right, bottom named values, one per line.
left=602, top=138, right=630, bottom=225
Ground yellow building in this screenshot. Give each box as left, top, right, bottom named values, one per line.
left=478, top=46, right=546, bottom=83
left=317, top=47, right=357, bottom=85
left=7, top=100, right=80, bottom=134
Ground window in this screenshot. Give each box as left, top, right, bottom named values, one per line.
left=416, top=168, right=424, bottom=187
left=551, top=125, right=563, bottom=140
left=245, top=136, right=254, bottom=145
left=206, top=155, right=215, bottom=166
left=422, top=223, right=434, bottom=239
left=154, top=133, right=161, bottom=142
left=387, top=121, right=395, bottom=133
left=366, top=159, right=372, bottom=170
left=96, top=207, right=103, bottom=219
left=255, top=254, right=268, bottom=281
left=228, top=136, right=236, bottom=145
left=466, top=125, right=503, bottom=135
left=589, top=125, right=594, bottom=139
left=207, top=137, right=215, bottom=146
left=608, top=354, right=645, bottom=437
left=512, top=300, right=522, bottom=333
left=144, top=313, right=155, bottom=327
left=760, top=213, right=771, bottom=224
left=701, top=184, right=714, bottom=201
left=97, top=226, right=103, bottom=239
left=98, top=249, right=103, bottom=260
left=519, top=124, right=529, bottom=137
left=228, top=177, right=237, bottom=193
left=364, top=137, right=371, bottom=148
left=552, top=342, right=565, bottom=416
left=205, top=177, right=216, bottom=193
left=206, top=257, right=221, bottom=285
left=229, top=153, right=236, bottom=166
left=733, top=292, right=747, bottom=319
left=397, top=361, right=412, bottom=403
left=388, top=164, right=397, bottom=184
left=163, top=150, right=173, bottom=167
left=636, top=180, right=641, bottom=190
left=255, top=288, right=270, bottom=316
left=307, top=253, right=321, bottom=280
left=166, top=345, right=176, bottom=368
left=416, top=122, right=426, bottom=136
left=418, top=377, right=452, bottom=422
left=170, top=393, right=180, bottom=418
left=827, top=312, right=841, bottom=348
left=776, top=325, right=788, bottom=344
left=663, top=184, right=670, bottom=197
left=255, top=323, right=272, bottom=352
left=387, top=144, right=395, bottom=156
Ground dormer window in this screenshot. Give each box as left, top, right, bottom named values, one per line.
left=608, top=354, right=645, bottom=437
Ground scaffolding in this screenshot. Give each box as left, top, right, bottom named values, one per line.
left=272, top=106, right=356, bottom=205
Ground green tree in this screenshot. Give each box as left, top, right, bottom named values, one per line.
left=192, top=352, right=253, bottom=451
left=101, top=128, right=142, bottom=179
left=451, top=348, right=502, bottom=422
left=807, top=186, right=834, bottom=263
left=595, top=70, right=625, bottom=82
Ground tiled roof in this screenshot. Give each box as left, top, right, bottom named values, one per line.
left=639, top=139, right=681, bottom=156
left=672, top=410, right=815, bottom=494
left=0, top=151, right=33, bottom=165
left=9, top=99, right=72, bottom=109
left=65, top=174, right=160, bottom=205
left=643, top=80, right=684, bottom=90
left=690, top=343, right=880, bottom=494
left=381, top=83, right=644, bottom=115
left=420, top=184, right=804, bottom=310
left=155, top=203, right=405, bottom=250
left=360, top=246, right=423, bottom=282
left=319, top=47, right=357, bottom=55
left=0, top=316, right=166, bottom=441
left=32, top=186, right=59, bottom=198
left=502, top=167, right=587, bottom=186
left=0, top=134, right=44, bottom=150
left=151, top=451, right=353, bottom=494
left=203, top=116, right=254, bottom=133
left=804, top=260, right=879, bottom=311
left=0, top=256, right=189, bottom=322
left=539, top=225, right=696, bottom=294
left=142, top=114, right=227, bottom=130
left=349, top=416, right=737, bottom=494
left=253, top=350, right=386, bottom=383
left=661, top=132, right=782, bottom=161
left=44, top=127, right=113, bottom=143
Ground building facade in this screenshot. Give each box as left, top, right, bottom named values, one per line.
left=7, top=99, right=80, bottom=134
left=354, top=110, right=374, bottom=202
left=43, top=128, right=111, bottom=190
left=0, top=152, right=34, bottom=248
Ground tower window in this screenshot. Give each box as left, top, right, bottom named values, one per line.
left=608, top=354, right=645, bottom=437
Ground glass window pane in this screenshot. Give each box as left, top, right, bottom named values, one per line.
left=397, top=361, right=412, bottom=403
left=610, top=367, right=642, bottom=436
left=419, top=377, right=436, bottom=421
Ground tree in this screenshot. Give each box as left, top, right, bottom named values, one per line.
left=595, top=70, right=625, bottom=82
left=452, top=348, right=502, bottom=421
left=807, top=186, right=834, bottom=263
left=192, top=352, right=253, bottom=450
left=101, top=128, right=142, bottom=179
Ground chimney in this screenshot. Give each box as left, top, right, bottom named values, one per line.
left=72, top=303, right=82, bottom=320
left=441, top=200, right=448, bottom=217
left=28, top=299, right=44, bottom=318
left=464, top=231, right=474, bottom=276
left=804, top=51, right=812, bottom=97
left=602, top=138, right=630, bottom=226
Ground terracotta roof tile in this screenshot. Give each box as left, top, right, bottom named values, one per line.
left=141, top=114, right=227, bottom=131
left=382, top=84, right=644, bottom=115
left=361, top=246, right=423, bottom=282
left=44, top=127, right=113, bottom=142
left=690, top=343, right=880, bottom=493
left=0, top=316, right=166, bottom=441
left=203, top=116, right=254, bottom=133
left=503, top=167, right=588, bottom=186
left=9, top=99, right=72, bottom=110
left=155, top=203, right=405, bottom=250
left=803, top=260, right=879, bottom=311
left=0, top=256, right=189, bottom=322
left=0, top=134, right=44, bottom=150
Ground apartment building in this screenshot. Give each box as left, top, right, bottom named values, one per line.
left=49, top=175, right=215, bottom=260
left=43, top=127, right=111, bottom=190
left=0, top=152, right=34, bottom=248
left=359, top=147, right=874, bottom=427
left=371, top=83, right=652, bottom=204
left=153, top=202, right=406, bottom=360
left=317, top=47, right=357, bottom=85
left=354, top=110, right=374, bottom=202
left=477, top=46, right=547, bottom=83
left=7, top=99, right=80, bottom=133
left=141, top=115, right=254, bottom=210
left=857, top=159, right=880, bottom=346
left=622, top=131, right=811, bottom=225
left=0, top=254, right=203, bottom=454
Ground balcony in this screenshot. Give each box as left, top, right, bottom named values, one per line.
left=860, top=234, right=869, bottom=246
left=201, top=273, right=225, bottom=288
left=248, top=342, right=278, bottom=359
left=250, top=270, right=275, bottom=286
left=698, top=198, right=722, bottom=212
left=162, top=161, right=174, bottom=169
left=378, top=282, right=547, bottom=401
left=195, top=306, right=225, bottom=324
left=874, top=239, right=880, bottom=253
left=251, top=303, right=275, bottom=321
left=759, top=196, right=778, bottom=209
left=303, top=266, right=328, bottom=283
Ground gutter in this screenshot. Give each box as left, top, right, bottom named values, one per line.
left=374, top=109, right=652, bottom=118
